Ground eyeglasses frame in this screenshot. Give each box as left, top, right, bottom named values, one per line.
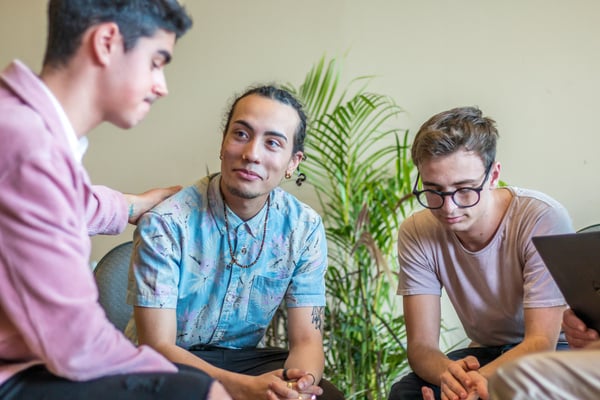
left=412, top=162, right=494, bottom=210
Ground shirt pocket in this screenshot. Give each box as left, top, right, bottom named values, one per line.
left=246, top=275, right=288, bottom=327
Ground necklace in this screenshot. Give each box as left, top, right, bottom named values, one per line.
left=223, top=195, right=270, bottom=269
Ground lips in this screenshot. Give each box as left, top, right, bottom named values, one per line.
left=438, top=214, right=463, bottom=225
left=445, top=216, right=462, bottom=224
left=234, top=168, right=263, bottom=181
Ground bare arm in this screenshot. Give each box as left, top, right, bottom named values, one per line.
left=403, top=294, right=449, bottom=385
left=479, top=305, right=565, bottom=378
left=134, top=306, right=283, bottom=400
left=285, top=306, right=326, bottom=388
left=123, top=185, right=181, bottom=224
left=405, top=295, right=485, bottom=400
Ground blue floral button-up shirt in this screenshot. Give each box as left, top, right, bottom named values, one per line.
left=126, top=174, right=327, bottom=349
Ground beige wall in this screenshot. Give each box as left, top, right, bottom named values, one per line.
left=2, top=1, right=600, bottom=347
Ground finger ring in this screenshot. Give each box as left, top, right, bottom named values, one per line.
left=282, top=368, right=289, bottom=380
left=287, top=381, right=293, bottom=389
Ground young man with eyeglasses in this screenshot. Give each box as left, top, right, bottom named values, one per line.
left=388, top=107, right=573, bottom=400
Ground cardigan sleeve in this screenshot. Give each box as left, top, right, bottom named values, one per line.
left=0, top=143, right=176, bottom=382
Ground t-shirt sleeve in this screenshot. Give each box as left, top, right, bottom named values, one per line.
left=397, top=214, right=443, bottom=296
left=521, top=199, right=573, bottom=308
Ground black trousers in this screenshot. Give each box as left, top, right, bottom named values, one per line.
left=388, top=343, right=569, bottom=400
left=190, top=346, right=345, bottom=400
left=0, top=363, right=214, bottom=400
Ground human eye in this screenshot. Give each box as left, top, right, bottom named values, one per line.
left=233, top=129, right=249, bottom=140
left=454, top=187, right=479, bottom=204
left=151, top=57, right=167, bottom=70
left=266, top=138, right=283, bottom=149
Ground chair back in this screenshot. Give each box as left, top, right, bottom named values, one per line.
left=93, top=241, right=133, bottom=332
left=577, top=224, right=600, bottom=233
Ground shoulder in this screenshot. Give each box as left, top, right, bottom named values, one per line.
left=152, top=180, right=206, bottom=214
left=504, top=186, right=573, bottom=234
left=507, top=187, right=570, bottom=221
left=508, top=187, right=566, bottom=210
left=0, top=89, right=52, bottom=160
left=400, top=209, right=439, bottom=238
left=398, top=210, right=448, bottom=255
left=271, top=187, right=322, bottom=225
left=0, top=64, right=64, bottom=172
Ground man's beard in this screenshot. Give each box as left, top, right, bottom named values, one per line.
left=225, top=183, right=262, bottom=200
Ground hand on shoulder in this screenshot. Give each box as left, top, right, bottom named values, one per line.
left=124, top=185, right=182, bottom=224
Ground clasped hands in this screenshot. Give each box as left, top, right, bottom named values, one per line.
left=266, top=368, right=322, bottom=400
left=422, top=356, right=488, bottom=400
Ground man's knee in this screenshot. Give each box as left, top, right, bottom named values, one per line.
left=388, top=373, right=436, bottom=400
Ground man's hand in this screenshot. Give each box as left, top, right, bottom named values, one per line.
left=123, top=185, right=182, bottom=224
left=438, top=356, right=483, bottom=400
left=267, top=368, right=322, bottom=400
left=562, top=308, right=599, bottom=348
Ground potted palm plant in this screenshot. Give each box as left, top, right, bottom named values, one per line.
left=285, top=56, right=416, bottom=399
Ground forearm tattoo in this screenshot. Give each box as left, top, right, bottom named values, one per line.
left=311, top=306, right=324, bottom=332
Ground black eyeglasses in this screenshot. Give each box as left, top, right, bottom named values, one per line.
left=412, top=163, right=493, bottom=210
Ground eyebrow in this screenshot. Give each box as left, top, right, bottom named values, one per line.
left=421, top=176, right=480, bottom=188
left=233, top=120, right=289, bottom=142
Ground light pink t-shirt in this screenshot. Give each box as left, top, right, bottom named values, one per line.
left=398, top=187, right=573, bottom=347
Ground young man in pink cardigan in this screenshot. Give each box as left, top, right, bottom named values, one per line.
left=0, top=1, right=229, bottom=399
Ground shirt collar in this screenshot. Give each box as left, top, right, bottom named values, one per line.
left=207, top=173, right=269, bottom=238
left=36, top=69, right=88, bottom=163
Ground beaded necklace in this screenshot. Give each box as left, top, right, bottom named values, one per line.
left=223, top=194, right=271, bottom=269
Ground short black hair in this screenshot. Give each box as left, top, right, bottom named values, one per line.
left=222, top=85, right=308, bottom=154
left=43, top=0, right=193, bottom=67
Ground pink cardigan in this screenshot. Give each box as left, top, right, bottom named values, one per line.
left=0, top=60, right=176, bottom=386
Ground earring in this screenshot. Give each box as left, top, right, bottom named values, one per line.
left=219, top=154, right=223, bottom=160
left=285, top=171, right=292, bottom=179
left=295, top=170, right=306, bottom=186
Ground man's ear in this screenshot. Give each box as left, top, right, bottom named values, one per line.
left=288, top=151, right=304, bottom=172
left=90, top=22, right=122, bottom=66
left=489, top=161, right=502, bottom=189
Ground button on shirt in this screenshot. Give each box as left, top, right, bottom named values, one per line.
left=126, top=174, right=327, bottom=349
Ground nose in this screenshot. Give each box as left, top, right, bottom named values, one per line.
left=439, top=194, right=458, bottom=213
left=242, top=140, right=260, bottom=163
left=152, top=70, right=169, bottom=98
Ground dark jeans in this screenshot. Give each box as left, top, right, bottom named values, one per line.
left=388, top=342, right=570, bottom=400
left=190, top=345, right=345, bottom=400
left=0, top=363, right=214, bottom=400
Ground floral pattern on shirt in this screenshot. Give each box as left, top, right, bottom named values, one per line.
left=127, top=174, right=327, bottom=349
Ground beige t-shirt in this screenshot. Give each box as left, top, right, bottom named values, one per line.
left=398, top=187, right=573, bottom=347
